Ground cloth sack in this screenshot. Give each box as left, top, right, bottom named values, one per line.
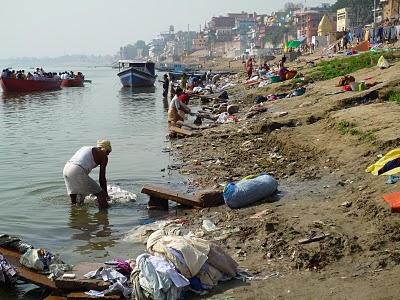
left=377, top=56, right=390, bottom=69
left=20, top=249, right=45, bottom=271
left=223, top=174, right=278, bottom=209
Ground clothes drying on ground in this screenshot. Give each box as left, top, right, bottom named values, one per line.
left=366, top=149, right=400, bottom=176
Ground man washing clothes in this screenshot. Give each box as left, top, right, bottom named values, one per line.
left=63, top=140, right=112, bottom=209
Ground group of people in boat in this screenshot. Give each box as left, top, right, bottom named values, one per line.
left=60, top=71, right=84, bottom=80
left=1, top=68, right=58, bottom=81
left=1, top=68, right=84, bottom=81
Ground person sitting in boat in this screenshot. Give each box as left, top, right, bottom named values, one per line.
left=16, top=70, right=26, bottom=80
left=26, top=72, right=34, bottom=80
left=36, top=68, right=44, bottom=76
left=63, top=140, right=112, bottom=210
left=1, top=69, right=11, bottom=78
left=53, top=72, right=61, bottom=80
left=168, top=87, right=194, bottom=127
left=76, top=72, right=84, bottom=80
left=60, top=72, right=70, bottom=80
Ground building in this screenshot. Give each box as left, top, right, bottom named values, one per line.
left=192, top=36, right=208, bottom=51
left=295, top=8, right=336, bottom=43
left=318, top=15, right=336, bottom=46
left=337, top=8, right=353, bottom=31
left=381, top=0, right=400, bottom=20
left=295, top=10, right=325, bottom=43
left=208, top=16, right=236, bottom=30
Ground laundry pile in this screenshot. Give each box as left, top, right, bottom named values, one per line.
left=130, top=228, right=238, bottom=299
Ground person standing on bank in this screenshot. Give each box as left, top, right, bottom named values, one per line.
left=159, top=74, right=169, bottom=98
left=63, top=140, right=112, bottom=210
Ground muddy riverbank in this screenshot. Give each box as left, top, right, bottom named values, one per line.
left=170, top=56, right=400, bottom=299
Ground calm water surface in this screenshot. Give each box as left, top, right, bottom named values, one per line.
left=0, top=67, right=182, bottom=298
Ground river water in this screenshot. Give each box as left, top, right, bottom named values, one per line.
left=0, top=67, right=183, bottom=298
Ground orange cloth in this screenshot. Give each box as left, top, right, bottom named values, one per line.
left=383, top=192, right=400, bottom=212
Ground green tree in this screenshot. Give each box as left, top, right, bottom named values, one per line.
left=284, top=2, right=304, bottom=12
left=134, top=40, right=149, bottom=57
left=263, top=25, right=296, bottom=48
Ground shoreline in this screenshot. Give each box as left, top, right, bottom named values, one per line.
left=165, top=52, right=400, bottom=299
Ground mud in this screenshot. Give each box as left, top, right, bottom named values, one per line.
left=171, top=59, right=400, bottom=299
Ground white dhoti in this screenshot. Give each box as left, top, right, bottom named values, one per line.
left=63, top=162, right=102, bottom=196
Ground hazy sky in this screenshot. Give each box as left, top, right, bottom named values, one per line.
left=0, top=0, right=335, bottom=58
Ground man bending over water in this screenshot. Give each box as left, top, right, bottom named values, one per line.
left=63, top=140, right=112, bottom=209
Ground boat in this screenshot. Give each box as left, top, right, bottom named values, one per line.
left=0, top=78, right=62, bottom=92
left=117, top=60, right=157, bottom=87
left=61, top=77, right=84, bottom=87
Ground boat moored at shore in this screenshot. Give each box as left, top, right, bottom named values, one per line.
left=117, top=60, right=157, bottom=87
left=0, top=77, right=62, bottom=92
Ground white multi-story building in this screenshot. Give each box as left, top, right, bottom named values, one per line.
left=337, top=8, right=352, bottom=32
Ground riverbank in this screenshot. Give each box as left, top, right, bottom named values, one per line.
left=171, top=52, right=400, bottom=299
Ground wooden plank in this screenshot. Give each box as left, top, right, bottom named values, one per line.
left=0, top=247, right=113, bottom=294
left=55, top=262, right=111, bottom=292
left=0, top=247, right=57, bottom=290
left=298, top=233, right=330, bottom=244
left=141, top=184, right=203, bottom=207
left=169, top=126, right=194, bottom=137
left=44, top=296, right=67, bottom=300
left=66, top=292, right=120, bottom=300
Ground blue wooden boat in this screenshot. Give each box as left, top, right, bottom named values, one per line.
left=117, top=60, right=156, bottom=87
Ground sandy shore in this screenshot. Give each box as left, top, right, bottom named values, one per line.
left=169, top=55, right=400, bottom=299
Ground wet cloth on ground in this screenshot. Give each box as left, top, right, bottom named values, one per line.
left=0, top=254, right=17, bottom=284
left=145, top=229, right=238, bottom=289
left=147, top=232, right=210, bottom=277
left=136, top=254, right=183, bottom=300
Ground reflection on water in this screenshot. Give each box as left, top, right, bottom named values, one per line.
left=68, top=206, right=117, bottom=256
left=162, top=97, right=169, bottom=111
left=119, top=86, right=156, bottom=98
left=0, top=90, right=62, bottom=113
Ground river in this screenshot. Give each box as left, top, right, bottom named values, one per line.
left=0, top=67, right=183, bottom=298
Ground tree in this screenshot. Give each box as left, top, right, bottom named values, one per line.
left=331, top=0, right=374, bottom=27
left=284, top=2, right=304, bottom=12
left=263, top=25, right=296, bottom=48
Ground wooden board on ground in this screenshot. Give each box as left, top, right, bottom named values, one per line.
left=0, top=246, right=57, bottom=290
left=66, top=292, right=121, bottom=300
left=55, top=262, right=111, bottom=292
left=169, top=126, right=194, bottom=137
left=44, top=296, right=67, bottom=300
left=0, top=246, right=115, bottom=296
left=141, top=184, right=203, bottom=208
left=45, top=293, right=121, bottom=300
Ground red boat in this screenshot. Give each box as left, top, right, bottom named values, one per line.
left=61, top=78, right=84, bottom=87
left=0, top=78, right=62, bottom=92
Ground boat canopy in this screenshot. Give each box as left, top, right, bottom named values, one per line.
left=118, top=60, right=155, bottom=65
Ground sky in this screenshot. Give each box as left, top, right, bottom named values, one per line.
left=0, top=0, right=336, bottom=58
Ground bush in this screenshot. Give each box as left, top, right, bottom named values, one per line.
left=387, top=91, right=400, bottom=104
left=308, top=51, right=396, bottom=82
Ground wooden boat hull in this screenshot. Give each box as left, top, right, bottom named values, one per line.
left=117, top=67, right=156, bottom=87
left=61, top=78, right=84, bottom=87
left=0, top=78, right=62, bottom=92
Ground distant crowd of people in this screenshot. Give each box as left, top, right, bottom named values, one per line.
left=1, top=68, right=84, bottom=81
